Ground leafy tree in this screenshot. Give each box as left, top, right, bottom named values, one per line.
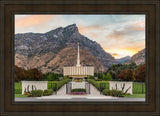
left=118, top=69, right=134, bottom=81
left=14, top=65, right=44, bottom=81
left=46, top=72, right=60, bottom=81
left=106, top=73, right=112, bottom=80
left=134, top=64, right=145, bottom=82
left=94, top=72, right=103, bottom=79
left=29, top=68, right=43, bottom=80
left=102, top=73, right=112, bottom=80
left=107, top=63, right=138, bottom=80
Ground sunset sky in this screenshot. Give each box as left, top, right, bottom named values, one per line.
left=15, top=15, right=145, bottom=59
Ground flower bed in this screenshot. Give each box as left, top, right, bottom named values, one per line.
left=70, top=88, right=87, bottom=95
left=70, top=92, right=87, bottom=95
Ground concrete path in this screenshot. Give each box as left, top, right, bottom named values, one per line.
left=56, top=82, right=104, bottom=96
left=56, top=83, right=67, bottom=95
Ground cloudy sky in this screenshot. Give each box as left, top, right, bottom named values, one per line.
left=15, top=14, right=145, bottom=59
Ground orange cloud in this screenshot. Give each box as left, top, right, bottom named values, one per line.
left=111, top=53, right=119, bottom=57
left=104, top=41, right=145, bottom=58
left=15, top=15, right=54, bottom=28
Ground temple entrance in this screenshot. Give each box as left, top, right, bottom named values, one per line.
left=66, top=81, right=90, bottom=95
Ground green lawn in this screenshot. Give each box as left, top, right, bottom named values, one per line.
left=15, top=82, right=22, bottom=94
left=15, top=94, right=27, bottom=98
left=125, top=94, right=145, bottom=98
left=133, top=82, right=145, bottom=94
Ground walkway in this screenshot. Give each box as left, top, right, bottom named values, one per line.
left=57, top=82, right=104, bottom=96
left=15, top=97, right=145, bottom=102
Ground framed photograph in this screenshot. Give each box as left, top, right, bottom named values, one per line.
left=0, top=0, right=160, bottom=116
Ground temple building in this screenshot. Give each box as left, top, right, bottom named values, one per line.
left=63, top=43, right=94, bottom=79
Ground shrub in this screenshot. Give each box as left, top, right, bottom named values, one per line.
left=102, top=89, right=125, bottom=97
left=71, top=88, right=86, bottom=93
left=88, top=76, right=94, bottom=79
left=84, top=77, right=88, bottom=79
left=28, top=90, right=43, bottom=97
left=43, top=89, right=53, bottom=96
left=69, top=77, right=73, bottom=79
left=102, top=83, right=131, bottom=97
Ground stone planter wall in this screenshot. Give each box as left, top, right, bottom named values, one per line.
left=21, top=81, right=48, bottom=94
left=109, top=81, right=133, bottom=94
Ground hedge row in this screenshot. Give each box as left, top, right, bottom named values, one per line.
left=86, top=79, right=101, bottom=91
left=86, top=79, right=110, bottom=91
left=24, top=89, right=53, bottom=97
left=71, top=88, right=86, bottom=93
left=48, top=79, right=71, bottom=91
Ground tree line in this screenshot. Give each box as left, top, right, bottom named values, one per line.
left=94, top=63, right=145, bottom=82
left=15, top=65, right=63, bottom=82
left=15, top=65, right=43, bottom=81
left=15, top=63, right=145, bottom=82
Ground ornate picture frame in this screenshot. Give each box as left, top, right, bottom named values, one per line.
left=0, top=0, right=159, bottom=115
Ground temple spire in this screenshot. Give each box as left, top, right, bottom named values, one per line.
left=76, top=42, right=81, bottom=67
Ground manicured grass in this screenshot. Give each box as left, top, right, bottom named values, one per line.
left=132, top=82, right=145, bottom=94
left=125, top=94, right=145, bottom=98
left=14, top=82, right=22, bottom=94
left=15, top=94, right=27, bottom=98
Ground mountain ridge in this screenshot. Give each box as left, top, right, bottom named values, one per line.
left=15, top=24, right=117, bottom=73
left=116, top=56, right=131, bottom=63
left=126, top=48, right=145, bottom=65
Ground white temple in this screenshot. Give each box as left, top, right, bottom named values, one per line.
left=63, top=43, right=94, bottom=79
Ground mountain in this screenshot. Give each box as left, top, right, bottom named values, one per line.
left=15, top=24, right=117, bottom=73
left=116, top=56, right=130, bottom=63
left=126, top=48, right=145, bottom=65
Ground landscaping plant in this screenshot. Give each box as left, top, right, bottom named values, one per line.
left=70, top=88, right=87, bottom=95
left=43, top=89, right=53, bottom=96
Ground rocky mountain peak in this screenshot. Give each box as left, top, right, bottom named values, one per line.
left=64, top=24, right=79, bottom=33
